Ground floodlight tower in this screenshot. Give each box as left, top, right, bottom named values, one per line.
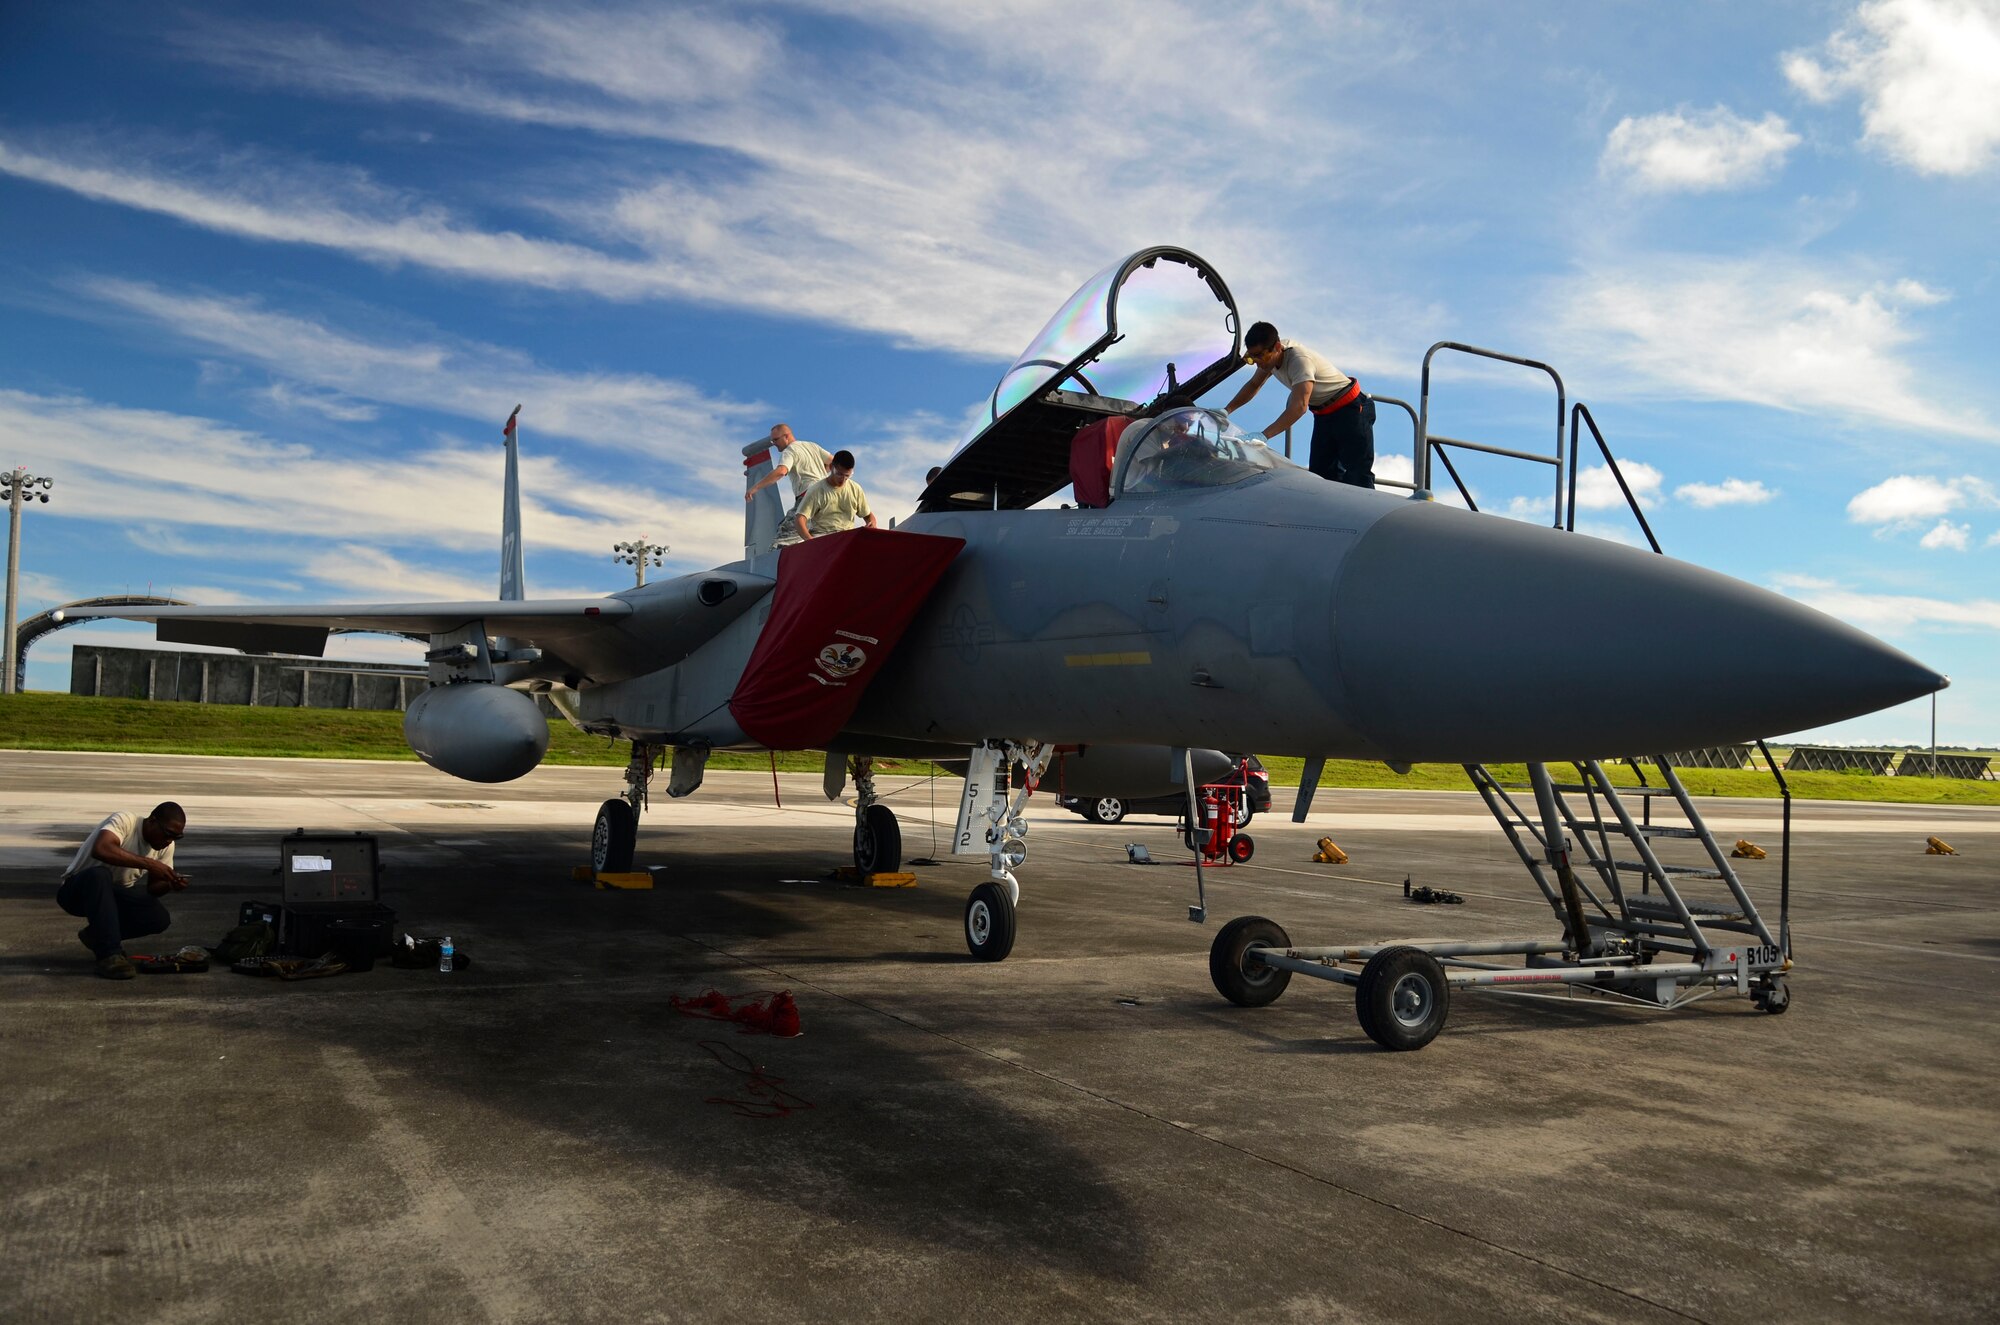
left=3, top=467, right=55, bottom=695
left=613, top=537, right=669, bottom=588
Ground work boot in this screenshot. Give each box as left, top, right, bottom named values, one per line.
left=95, top=953, right=137, bottom=980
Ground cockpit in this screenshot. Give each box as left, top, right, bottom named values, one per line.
left=1113, top=407, right=1284, bottom=497
left=917, top=247, right=1250, bottom=513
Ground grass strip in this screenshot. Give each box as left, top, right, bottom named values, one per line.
left=3, top=692, right=1995, bottom=805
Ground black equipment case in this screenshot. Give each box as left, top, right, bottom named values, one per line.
left=277, top=830, right=394, bottom=958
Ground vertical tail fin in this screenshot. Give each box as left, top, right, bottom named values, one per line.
left=501, top=405, right=525, bottom=601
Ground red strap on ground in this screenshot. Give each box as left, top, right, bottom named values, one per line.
left=729, top=527, right=964, bottom=749
left=670, top=988, right=803, bottom=1038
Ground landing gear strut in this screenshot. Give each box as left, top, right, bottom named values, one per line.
left=593, top=741, right=658, bottom=873
left=848, top=756, right=903, bottom=873
left=960, top=740, right=1052, bottom=962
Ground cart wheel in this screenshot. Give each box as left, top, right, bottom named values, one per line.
left=1753, top=976, right=1791, bottom=1015
left=592, top=799, right=636, bottom=873
left=1088, top=797, right=1127, bottom=825
left=1209, top=916, right=1292, bottom=1006
left=1355, top=946, right=1450, bottom=1051
left=855, top=804, right=902, bottom=873
left=964, top=882, right=1016, bottom=962
left=1227, top=834, right=1255, bottom=863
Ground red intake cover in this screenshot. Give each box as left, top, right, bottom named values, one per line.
left=729, top=527, right=965, bottom=749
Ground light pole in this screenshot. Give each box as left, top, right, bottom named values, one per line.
left=3, top=467, right=55, bottom=695
left=613, top=537, right=669, bottom=588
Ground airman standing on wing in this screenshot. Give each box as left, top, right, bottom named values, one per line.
left=747, top=423, right=834, bottom=545
left=1221, top=321, right=1375, bottom=488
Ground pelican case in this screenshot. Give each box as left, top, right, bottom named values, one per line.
left=277, top=830, right=395, bottom=959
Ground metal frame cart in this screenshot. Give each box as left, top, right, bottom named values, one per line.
left=1210, top=755, right=1793, bottom=1051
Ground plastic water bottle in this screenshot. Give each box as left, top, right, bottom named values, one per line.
left=438, top=936, right=454, bottom=973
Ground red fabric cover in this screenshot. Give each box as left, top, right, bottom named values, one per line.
left=729, top=527, right=964, bottom=749
left=1068, top=416, right=1130, bottom=509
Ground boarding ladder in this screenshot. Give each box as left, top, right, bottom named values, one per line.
left=1393, top=342, right=1794, bottom=970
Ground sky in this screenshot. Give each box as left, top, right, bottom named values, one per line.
left=1, top=0, right=1996, bottom=748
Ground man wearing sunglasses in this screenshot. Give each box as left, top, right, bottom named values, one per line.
left=56, top=802, right=189, bottom=979
left=1220, top=321, right=1375, bottom=488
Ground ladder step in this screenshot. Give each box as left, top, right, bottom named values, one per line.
left=1625, top=894, right=1744, bottom=921
left=1609, top=860, right=1723, bottom=879
left=1573, top=822, right=1704, bottom=838
left=1502, top=783, right=1677, bottom=797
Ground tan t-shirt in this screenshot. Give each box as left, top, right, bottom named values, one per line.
left=1274, top=339, right=1352, bottom=408
left=63, top=810, right=174, bottom=888
left=796, top=476, right=873, bottom=534
left=776, top=440, right=833, bottom=500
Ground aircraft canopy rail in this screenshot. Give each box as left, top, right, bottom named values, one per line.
left=919, top=247, right=1242, bottom=513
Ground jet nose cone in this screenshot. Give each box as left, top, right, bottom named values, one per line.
left=1332, top=504, right=1945, bottom=764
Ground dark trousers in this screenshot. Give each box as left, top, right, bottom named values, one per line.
left=1308, top=394, right=1376, bottom=488
left=56, top=865, right=170, bottom=958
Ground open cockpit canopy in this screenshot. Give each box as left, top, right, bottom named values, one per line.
left=918, top=247, right=1241, bottom=512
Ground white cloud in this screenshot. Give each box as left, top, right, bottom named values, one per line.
left=0, top=389, right=757, bottom=587
left=97, top=2, right=1409, bottom=373
left=1676, top=478, right=1776, bottom=507
left=1602, top=106, right=1800, bottom=191
left=1575, top=460, right=1664, bottom=511
left=1785, top=0, right=2000, bottom=175
left=1847, top=473, right=1997, bottom=524
left=1920, top=518, right=1972, bottom=549
left=1555, top=260, right=1997, bottom=439
left=1988, top=530, right=2000, bottom=547
left=77, top=277, right=763, bottom=465
left=1499, top=460, right=1662, bottom=525
left=1773, top=573, right=2000, bottom=633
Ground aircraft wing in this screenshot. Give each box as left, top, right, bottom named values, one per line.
left=54, top=598, right=631, bottom=657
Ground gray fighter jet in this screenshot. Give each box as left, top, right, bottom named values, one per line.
left=57, top=247, right=1945, bottom=963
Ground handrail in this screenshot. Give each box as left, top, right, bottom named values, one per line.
left=1418, top=342, right=1567, bottom=526
left=1755, top=738, right=1793, bottom=959
left=1567, top=402, right=1661, bottom=554
left=1370, top=394, right=1421, bottom=492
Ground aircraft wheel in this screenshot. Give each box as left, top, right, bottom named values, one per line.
left=1088, top=797, right=1127, bottom=825
left=1209, top=915, right=1292, bottom=1006
left=1228, top=834, right=1255, bottom=863
left=592, top=799, right=637, bottom=874
left=1355, top=946, right=1450, bottom=1051
left=964, top=882, right=1016, bottom=962
left=855, top=804, right=902, bottom=873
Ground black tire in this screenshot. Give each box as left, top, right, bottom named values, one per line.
left=964, top=882, right=1016, bottom=962
left=1088, top=796, right=1127, bottom=825
left=1228, top=834, right=1255, bottom=863
left=592, top=799, right=637, bottom=873
left=1754, top=977, right=1791, bottom=1015
left=1209, top=916, right=1292, bottom=1006
left=855, top=804, right=902, bottom=873
left=1355, top=946, right=1450, bottom=1051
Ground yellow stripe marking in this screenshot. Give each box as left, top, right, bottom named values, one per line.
left=1063, top=651, right=1153, bottom=668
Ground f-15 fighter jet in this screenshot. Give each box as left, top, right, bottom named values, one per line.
left=58, top=248, right=1945, bottom=961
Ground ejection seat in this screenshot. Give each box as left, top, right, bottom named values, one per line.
left=1068, top=416, right=1131, bottom=508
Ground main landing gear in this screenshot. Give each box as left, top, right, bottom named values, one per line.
left=960, top=740, right=1053, bottom=962
left=846, top=756, right=903, bottom=874
left=592, top=741, right=659, bottom=873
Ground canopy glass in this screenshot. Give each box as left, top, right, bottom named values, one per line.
left=965, top=251, right=1240, bottom=446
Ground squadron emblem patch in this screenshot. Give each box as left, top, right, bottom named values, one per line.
left=815, top=641, right=868, bottom=679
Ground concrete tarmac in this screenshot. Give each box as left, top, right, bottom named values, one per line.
left=2, top=751, right=1996, bottom=1323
